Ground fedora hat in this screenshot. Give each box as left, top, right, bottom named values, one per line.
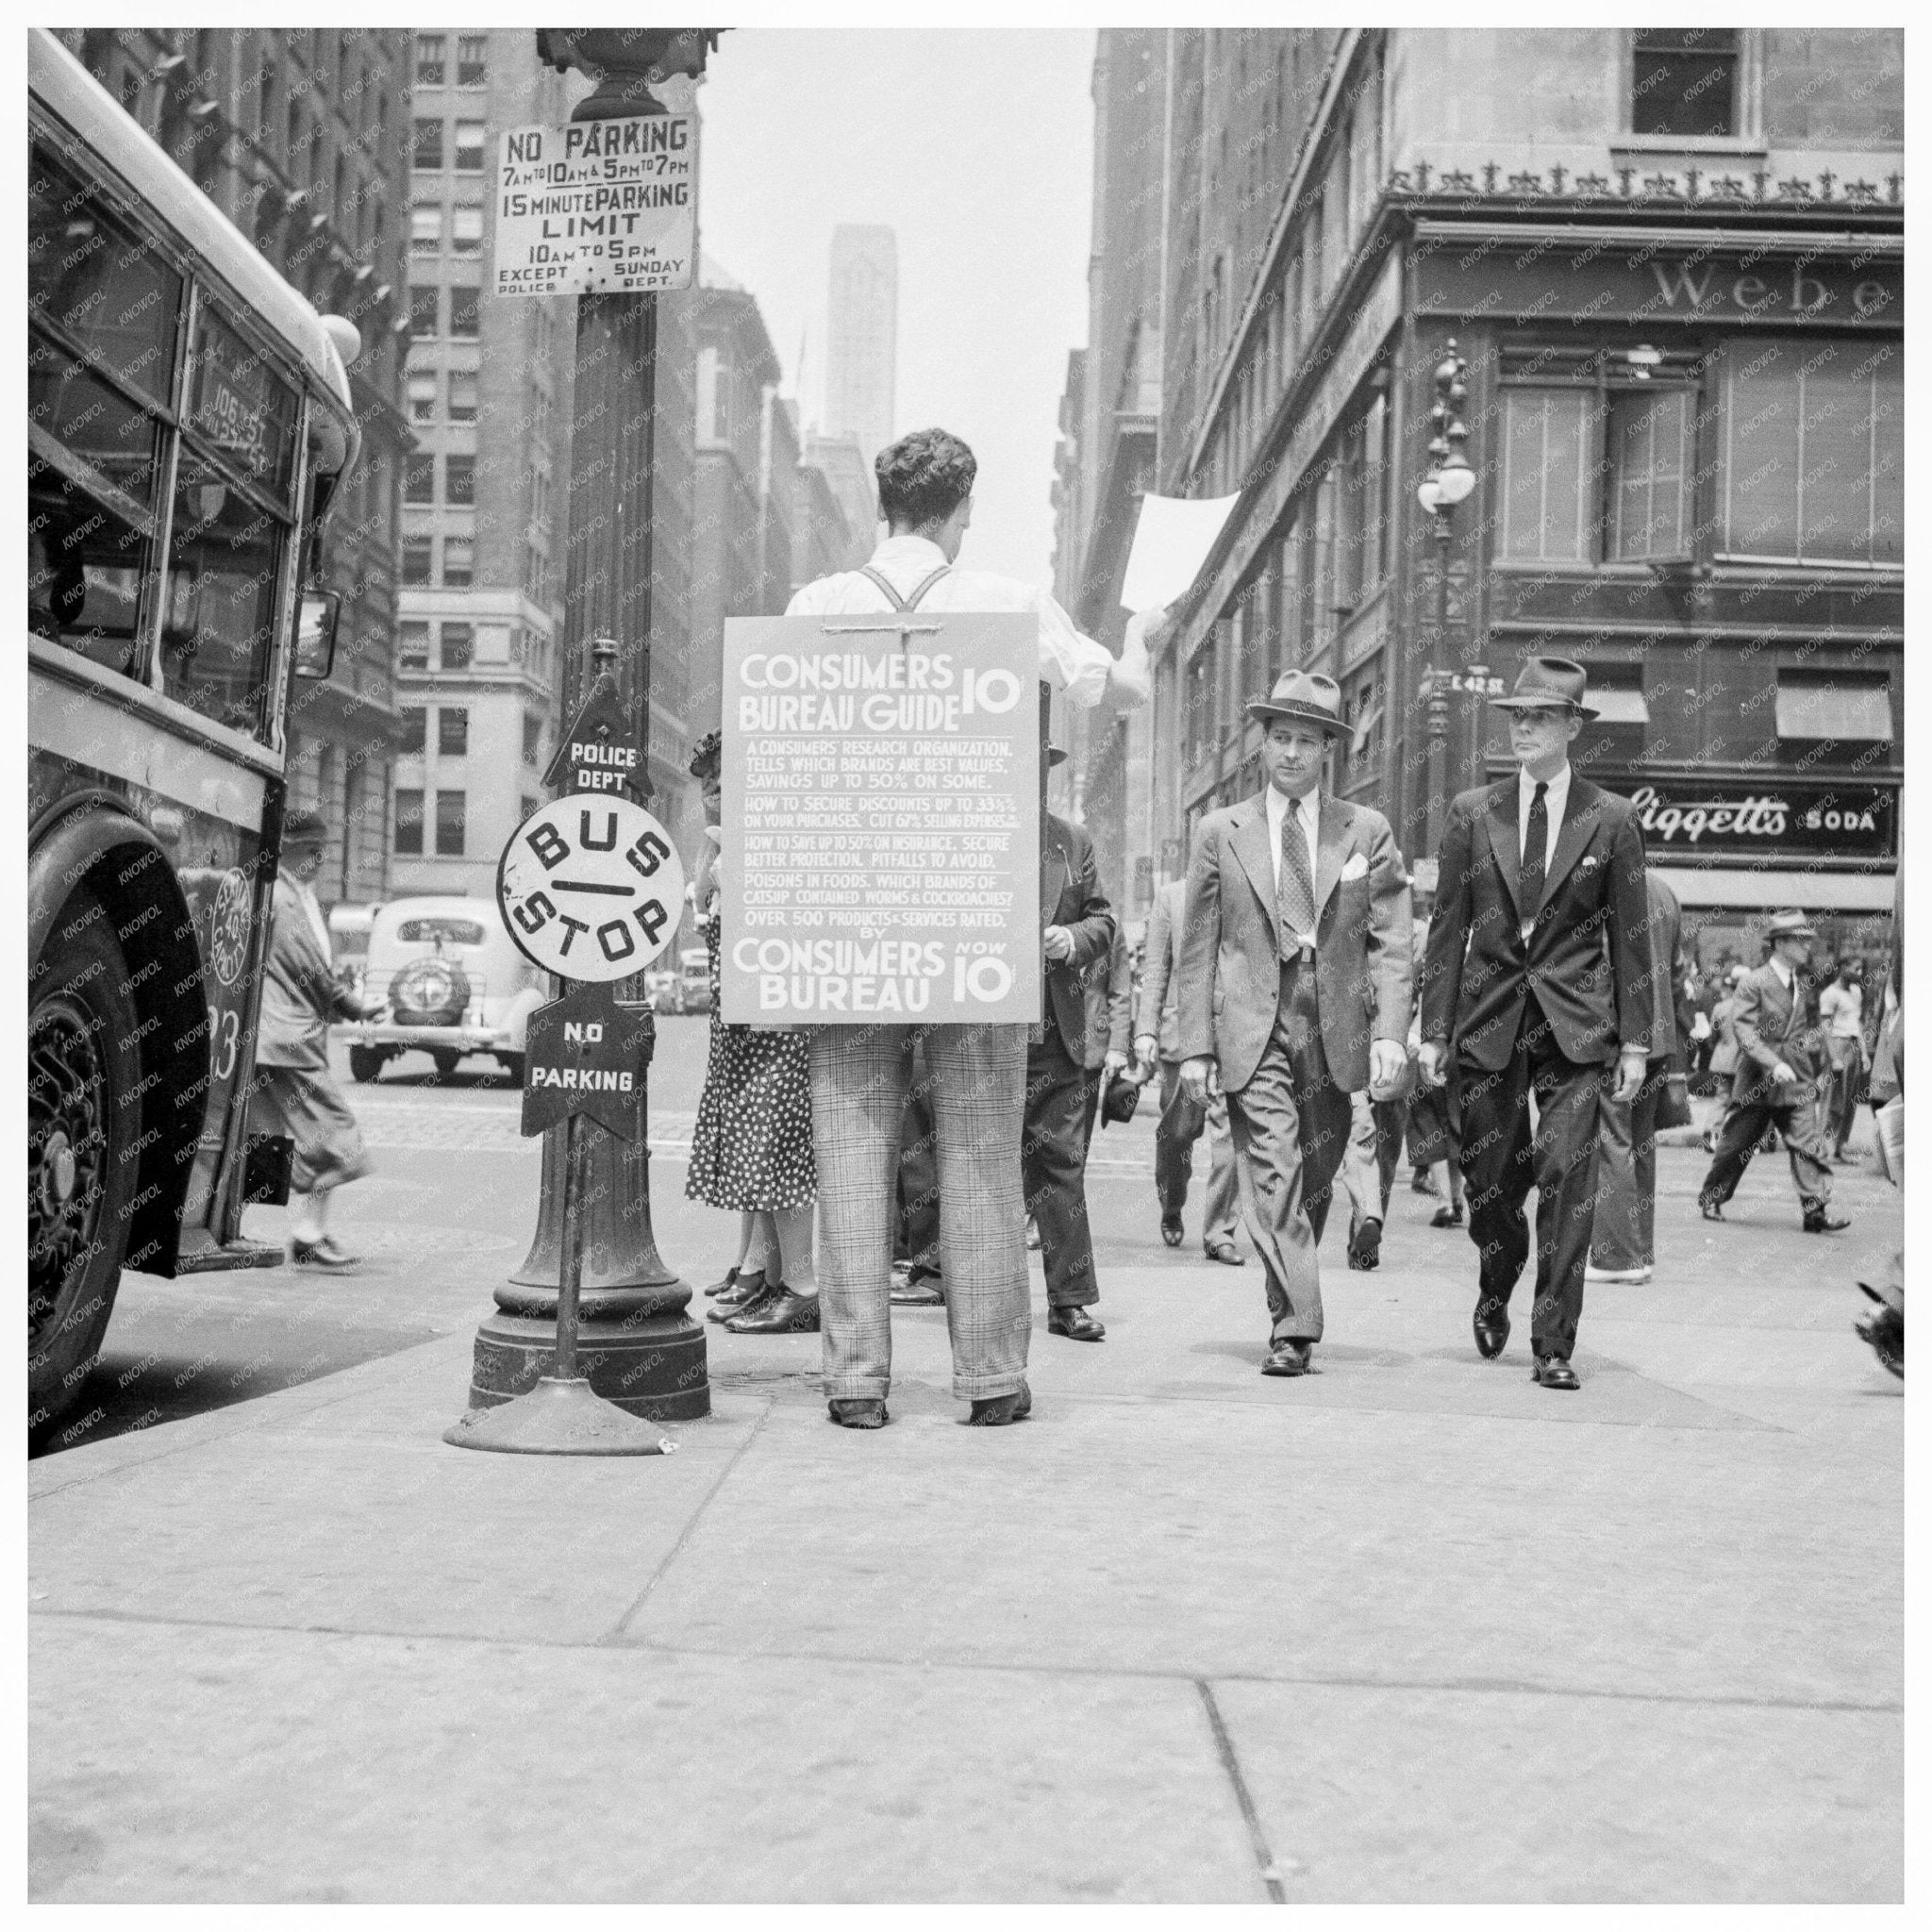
left=1491, top=655, right=1599, bottom=720
left=1764, top=908, right=1817, bottom=941
left=1246, top=669, right=1348, bottom=736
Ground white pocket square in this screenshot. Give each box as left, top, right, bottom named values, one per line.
left=1340, top=852, right=1370, bottom=882
left=1577, top=855, right=1601, bottom=872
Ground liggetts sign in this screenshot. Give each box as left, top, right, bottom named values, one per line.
left=1628, top=781, right=1894, bottom=856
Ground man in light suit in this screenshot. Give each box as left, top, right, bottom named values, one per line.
left=1697, top=910, right=1849, bottom=1232
left=1419, top=656, right=1650, bottom=1391
left=1136, top=877, right=1242, bottom=1263
left=1021, top=785, right=1118, bottom=1341
left=1177, top=671, right=1413, bottom=1376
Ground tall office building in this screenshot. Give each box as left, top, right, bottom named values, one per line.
left=824, top=225, right=898, bottom=486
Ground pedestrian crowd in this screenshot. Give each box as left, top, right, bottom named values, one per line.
left=248, top=426, right=1903, bottom=1418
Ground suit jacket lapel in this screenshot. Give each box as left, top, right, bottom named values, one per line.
left=1539, top=776, right=1600, bottom=914
left=1313, top=794, right=1348, bottom=911
left=1227, top=795, right=1278, bottom=927
left=1484, top=783, right=1524, bottom=921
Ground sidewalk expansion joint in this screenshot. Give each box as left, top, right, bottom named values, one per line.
left=601, top=1396, right=777, bottom=1642
left=26, top=1608, right=1904, bottom=1717
left=1196, top=1677, right=1289, bottom=1903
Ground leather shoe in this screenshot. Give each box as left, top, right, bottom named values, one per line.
left=1160, top=1213, right=1185, bottom=1247
left=1699, top=1199, right=1724, bottom=1222
left=828, top=1398, right=889, bottom=1428
left=967, top=1381, right=1031, bottom=1424
left=291, top=1236, right=359, bottom=1272
left=1430, top=1206, right=1463, bottom=1229
left=705, top=1265, right=741, bottom=1298
left=1260, top=1339, right=1312, bottom=1376
left=1410, top=1168, right=1441, bottom=1197
left=1346, top=1219, right=1382, bottom=1271
left=1473, top=1299, right=1509, bottom=1359
left=1802, top=1208, right=1851, bottom=1234
left=725, top=1288, right=820, bottom=1334
left=891, top=1272, right=944, bottom=1306
left=1048, top=1305, right=1105, bottom=1341
left=708, top=1274, right=774, bottom=1323
left=1204, top=1241, right=1245, bottom=1266
left=1533, top=1355, right=1580, bottom=1391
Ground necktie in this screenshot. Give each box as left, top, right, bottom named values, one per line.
left=1520, top=781, right=1548, bottom=928
left=1278, top=798, right=1316, bottom=955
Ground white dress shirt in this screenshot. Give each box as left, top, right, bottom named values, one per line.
left=1768, top=954, right=1795, bottom=991
left=785, top=534, right=1119, bottom=709
left=1265, top=783, right=1322, bottom=939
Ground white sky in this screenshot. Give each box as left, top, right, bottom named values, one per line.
left=694, top=28, right=1098, bottom=586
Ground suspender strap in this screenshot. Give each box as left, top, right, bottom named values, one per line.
left=858, top=562, right=952, bottom=612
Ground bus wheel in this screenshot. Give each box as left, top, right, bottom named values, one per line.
left=28, top=885, right=140, bottom=1426
left=347, top=1045, right=384, bottom=1084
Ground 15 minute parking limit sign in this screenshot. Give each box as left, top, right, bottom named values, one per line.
left=492, top=114, right=697, bottom=298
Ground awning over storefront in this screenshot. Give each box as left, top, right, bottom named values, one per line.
left=1655, top=866, right=1895, bottom=912
left=1591, top=688, right=1650, bottom=725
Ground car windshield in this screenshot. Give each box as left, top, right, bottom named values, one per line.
left=396, top=917, right=488, bottom=945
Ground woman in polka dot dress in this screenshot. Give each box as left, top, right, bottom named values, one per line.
left=684, top=732, right=820, bottom=1334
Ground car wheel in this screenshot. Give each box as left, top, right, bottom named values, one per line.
left=28, top=884, right=140, bottom=1429
left=348, top=1045, right=385, bottom=1084
left=430, top=1050, right=462, bottom=1080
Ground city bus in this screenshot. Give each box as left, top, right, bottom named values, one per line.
left=28, top=27, right=363, bottom=1430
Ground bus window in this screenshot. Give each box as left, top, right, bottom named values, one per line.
left=161, top=452, right=285, bottom=739
left=189, top=308, right=296, bottom=508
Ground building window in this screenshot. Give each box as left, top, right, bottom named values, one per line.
left=399, top=621, right=431, bottom=670
left=412, top=117, right=443, bottom=171
left=458, top=36, right=488, bottom=87
left=1607, top=387, right=1692, bottom=561
left=1184, top=645, right=1216, bottom=769
left=440, top=622, right=474, bottom=671
left=401, top=538, right=433, bottom=585
left=409, top=284, right=441, bottom=338
left=449, top=287, right=481, bottom=339
left=445, top=455, right=475, bottom=506
left=394, top=787, right=425, bottom=854
left=1576, top=667, right=1650, bottom=764
left=1498, top=389, right=1591, bottom=562
left=1343, top=668, right=1384, bottom=781
left=407, top=370, right=439, bottom=423
left=438, top=707, right=469, bottom=756
left=1774, top=672, right=1892, bottom=745
left=451, top=208, right=484, bottom=256
left=454, top=121, right=486, bottom=172
left=1631, top=28, right=1740, bottom=139
left=523, top=543, right=549, bottom=605
left=400, top=706, right=426, bottom=753
left=405, top=456, right=435, bottom=504
left=435, top=790, right=466, bottom=857
left=523, top=711, right=543, bottom=764
left=414, top=35, right=446, bottom=88
left=409, top=205, right=441, bottom=255
left=448, top=369, right=478, bottom=422
left=442, top=538, right=474, bottom=589
left=1717, top=339, right=1902, bottom=566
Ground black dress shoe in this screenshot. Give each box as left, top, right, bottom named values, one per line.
left=705, top=1265, right=741, bottom=1298
left=1204, top=1241, right=1245, bottom=1266
left=1430, top=1206, right=1463, bottom=1229
left=890, top=1272, right=945, bottom=1306
left=1699, top=1199, right=1724, bottom=1222
left=1802, top=1208, right=1851, bottom=1234
left=725, top=1288, right=821, bottom=1334
left=1473, top=1299, right=1509, bottom=1359
left=1048, top=1305, right=1105, bottom=1341
left=1260, top=1340, right=1312, bottom=1376
left=967, top=1381, right=1031, bottom=1424
left=1533, top=1355, right=1580, bottom=1391
left=709, top=1275, right=776, bottom=1324
left=1347, top=1219, right=1382, bottom=1271
left=828, top=1398, right=889, bottom=1428
left=1160, top=1213, right=1185, bottom=1247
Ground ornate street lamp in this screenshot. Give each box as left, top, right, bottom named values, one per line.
left=1416, top=341, right=1478, bottom=848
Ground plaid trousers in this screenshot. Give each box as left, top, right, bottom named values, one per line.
left=808, top=1023, right=1031, bottom=1402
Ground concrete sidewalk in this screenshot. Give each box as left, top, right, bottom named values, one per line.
left=28, top=1150, right=1903, bottom=1903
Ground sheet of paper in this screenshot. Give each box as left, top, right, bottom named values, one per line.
left=1118, top=492, right=1241, bottom=614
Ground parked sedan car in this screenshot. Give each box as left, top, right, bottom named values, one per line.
left=677, top=946, right=712, bottom=1014
left=644, top=966, right=682, bottom=1014
left=341, top=896, right=548, bottom=1083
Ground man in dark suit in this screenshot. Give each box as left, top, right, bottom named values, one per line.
left=1697, top=910, right=1849, bottom=1232
left=1419, top=656, right=1650, bottom=1391
left=1136, top=876, right=1242, bottom=1262
left=1021, top=768, right=1118, bottom=1342
left=1177, top=671, right=1413, bottom=1376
